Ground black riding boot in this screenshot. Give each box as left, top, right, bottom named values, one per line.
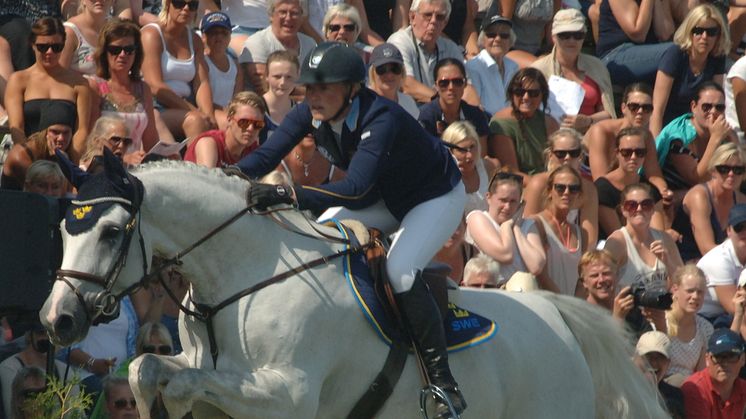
left=396, top=273, right=467, bottom=418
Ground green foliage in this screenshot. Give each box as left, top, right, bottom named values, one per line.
left=22, top=375, right=93, bottom=419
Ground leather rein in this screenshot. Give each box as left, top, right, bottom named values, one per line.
left=56, top=180, right=372, bottom=368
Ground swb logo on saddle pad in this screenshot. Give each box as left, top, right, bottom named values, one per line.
left=330, top=220, right=497, bottom=352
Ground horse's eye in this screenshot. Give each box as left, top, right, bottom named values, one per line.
left=101, top=226, right=122, bottom=241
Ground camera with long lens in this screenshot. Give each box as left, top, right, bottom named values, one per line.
left=630, top=282, right=673, bottom=310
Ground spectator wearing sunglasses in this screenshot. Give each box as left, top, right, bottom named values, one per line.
left=489, top=68, right=559, bottom=178
left=531, top=9, right=615, bottom=135
left=594, top=127, right=666, bottom=241
left=697, top=204, right=746, bottom=328
left=419, top=58, right=489, bottom=154
left=101, top=376, right=138, bottom=419
left=524, top=128, right=599, bottom=250
left=321, top=4, right=368, bottom=60
left=184, top=92, right=266, bottom=168
left=5, top=17, right=92, bottom=162
left=650, top=5, right=729, bottom=138
left=367, top=43, right=419, bottom=119
left=655, top=82, right=738, bottom=193
left=464, top=15, right=518, bottom=117
left=672, top=143, right=746, bottom=262
left=80, top=116, right=139, bottom=171
left=604, top=183, right=683, bottom=290
left=141, top=0, right=215, bottom=141
left=465, top=169, right=546, bottom=286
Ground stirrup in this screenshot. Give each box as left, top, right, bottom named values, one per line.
left=419, top=384, right=461, bottom=419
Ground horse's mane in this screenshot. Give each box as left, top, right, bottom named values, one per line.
left=131, top=160, right=249, bottom=193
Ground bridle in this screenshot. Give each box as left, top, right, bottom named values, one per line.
left=55, top=179, right=373, bottom=367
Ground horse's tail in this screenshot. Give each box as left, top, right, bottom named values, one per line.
left=540, top=292, right=670, bottom=419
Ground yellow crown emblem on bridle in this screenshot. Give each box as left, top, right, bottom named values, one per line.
left=72, top=205, right=93, bottom=220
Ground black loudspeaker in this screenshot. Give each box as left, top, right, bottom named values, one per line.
left=0, top=190, right=69, bottom=315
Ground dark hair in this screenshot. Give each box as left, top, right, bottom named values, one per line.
left=620, top=182, right=653, bottom=203
left=29, top=16, right=66, bottom=45
left=96, top=19, right=143, bottom=81
left=693, top=81, right=725, bottom=103
left=506, top=68, right=549, bottom=119
left=266, top=50, right=300, bottom=70
left=433, top=58, right=466, bottom=81
left=622, top=82, right=652, bottom=103
left=615, top=126, right=648, bottom=148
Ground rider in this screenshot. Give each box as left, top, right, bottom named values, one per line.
left=234, top=42, right=467, bottom=417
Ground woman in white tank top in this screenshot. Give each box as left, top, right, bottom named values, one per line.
left=60, top=0, right=110, bottom=75
left=141, top=0, right=215, bottom=140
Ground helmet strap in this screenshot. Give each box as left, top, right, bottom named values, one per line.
left=328, top=84, right=356, bottom=122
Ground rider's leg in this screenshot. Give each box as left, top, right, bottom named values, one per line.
left=387, top=183, right=467, bottom=418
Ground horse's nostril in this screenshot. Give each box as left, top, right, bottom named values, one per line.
left=54, top=314, right=74, bottom=333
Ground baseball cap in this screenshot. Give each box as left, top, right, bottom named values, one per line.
left=708, top=329, right=745, bottom=356
left=481, top=14, right=512, bottom=32
left=552, top=8, right=586, bottom=35
left=729, top=203, right=746, bottom=227
left=636, top=331, right=671, bottom=358
left=201, top=12, right=232, bottom=33
left=369, top=43, right=403, bottom=69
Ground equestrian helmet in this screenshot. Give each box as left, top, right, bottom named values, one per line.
left=297, top=41, right=366, bottom=85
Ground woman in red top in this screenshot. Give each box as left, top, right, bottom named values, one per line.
left=184, top=92, right=265, bottom=168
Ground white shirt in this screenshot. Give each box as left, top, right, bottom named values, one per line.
left=397, top=90, right=420, bottom=119
left=697, top=239, right=746, bottom=318
left=220, top=0, right=269, bottom=29
left=725, top=55, right=746, bottom=142
left=307, top=0, right=343, bottom=34
left=387, top=26, right=464, bottom=87
left=465, top=49, right=518, bottom=116
left=239, top=26, right=317, bottom=64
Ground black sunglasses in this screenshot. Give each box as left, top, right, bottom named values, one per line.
left=512, top=88, right=541, bottom=98
left=733, top=221, right=746, bottom=233
left=625, top=102, right=653, bottom=113
left=142, top=344, right=172, bottom=354
left=618, top=147, right=647, bottom=158
left=108, top=136, right=133, bottom=146
left=171, top=0, right=199, bottom=11
left=437, top=77, right=466, bottom=88
left=691, top=26, right=720, bottom=37
left=700, top=102, right=726, bottom=113
left=328, top=23, right=356, bottom=32
left=106, top=44, right=137, bottom=56
left=557, top=31, right=585, bottom=40
left=552, top=148, right=582, bottom=159
left=113, top=398, right=137, bottom=409
left=374, top=63, right=402, bottom=76
left=35, top=43, right=64, bottom=53
left=553, top=183, right=581, bottom=194
left=488, top=171, right=524, bottom=191
left=715, top=165, right=746, bottom=175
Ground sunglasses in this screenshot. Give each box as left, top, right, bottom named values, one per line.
left=618, top=147, right=647, bottom=158
left=419, top=11, right=448, bottom=22
left=552, top=148, right=582, bottom=159
left=625, top=102, right=653, bottom=113
left=733, top=221, right=746, bottom=233
left=171, top=0, right=199, bottom=11
left=328, top=23, right=356, bottom=32
left=471, top=283, right=498, bottom=289
left=108, top=136, right=133, bottom=146
left=450, top=142, right=477, bottom=154
left=142, top=344, right=172, bottom=354
left=553, top=183, right=581, bottom=194
left=113, top=398, right=137, bottom=409
left=484, top=31, right=511, bottom=39
left=106, top=44, right=136, bottom=56
left=711, top=353, right=742, bottom=364
left=374, top=63, right=402, bottom=76
left=715, top=165, right=746, bottom=175
left=622, top=198, right=655, bottom=213
left=556, top=31, right=585, bottom=40
left=700, top=102, right=726, bottom=113
left=437, top=77, right=466, bottom=88
left=35, top=43, right=64, bottom=53
left=691, top=26, right=720, bottom=37
left=512, top=88, right=541, bottom=98
left=235, top=118, right=266, bottom=130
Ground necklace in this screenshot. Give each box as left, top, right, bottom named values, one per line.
left=294, top=151, right=315, bottom=177
left=548, top=212, right=575, bottom=251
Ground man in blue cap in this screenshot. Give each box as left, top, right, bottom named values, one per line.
left=682, top=329, right=746, bottom=419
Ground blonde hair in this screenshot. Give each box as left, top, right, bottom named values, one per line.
left=322, top=3, right=362, bottom=41
left=81, top=116, right=129, bottom=163
left=227, top=91, right=267, bottom=118
left=708, top=142, right=746, bottom=172
left=673, top=4, right=730, bottom=57
left=441, top=121, right=481, bottom=156
left=544, top=128, right=583, bottom=171
left=158, top=0, right=199, bottom=26
left=578, top=249, right=618, bottom=278
left=136, top=322, right=173, bottom=355
left=463, top=254, right=501, bottom=287
left=267, top=0, right=308, bottom=17
left=666, top=264, right=706, bottom=337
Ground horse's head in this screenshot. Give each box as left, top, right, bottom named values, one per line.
left=41, top=149, right=149, bottom=346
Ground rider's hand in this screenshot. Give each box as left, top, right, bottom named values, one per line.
left=250, top=183, right=295, bottom=210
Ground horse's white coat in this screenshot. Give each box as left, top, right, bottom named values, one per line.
left=41, top=162, right=669, bottom=418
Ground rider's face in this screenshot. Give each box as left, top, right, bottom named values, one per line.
left=305, top=82, right=350, bottom=122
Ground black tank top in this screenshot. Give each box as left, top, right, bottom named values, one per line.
left=596, top=0, right=657, bottom=57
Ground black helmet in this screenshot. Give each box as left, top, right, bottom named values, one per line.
left=298, top=42, right=366, bottom=85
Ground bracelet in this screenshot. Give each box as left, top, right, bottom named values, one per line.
left=84, top=357, right=95, bottom=371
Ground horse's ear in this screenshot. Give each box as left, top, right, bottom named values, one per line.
left=55, top=149, right=90, bottom=189
left=102, top=147, right=128, bottom=181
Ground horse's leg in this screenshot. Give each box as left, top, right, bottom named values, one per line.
left=128, top=352, right=190, bottom=419
left=161, top=366, right=315, bottom=419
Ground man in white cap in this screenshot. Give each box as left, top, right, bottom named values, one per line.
left=636, top=331, right=684, bottom=418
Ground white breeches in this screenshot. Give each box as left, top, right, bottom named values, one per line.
left=318, top=183, right=466, bottom=293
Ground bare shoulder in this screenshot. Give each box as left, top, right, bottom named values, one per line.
left=492, top=107, right=513, bottom=120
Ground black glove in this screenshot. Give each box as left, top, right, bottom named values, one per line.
left=250, top=183, right=295, bottom=210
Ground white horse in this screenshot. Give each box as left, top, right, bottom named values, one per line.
left=40, top=158, right=669, bottom=418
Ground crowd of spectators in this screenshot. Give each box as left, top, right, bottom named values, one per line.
left=6, top=0, right=746, bottom=416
